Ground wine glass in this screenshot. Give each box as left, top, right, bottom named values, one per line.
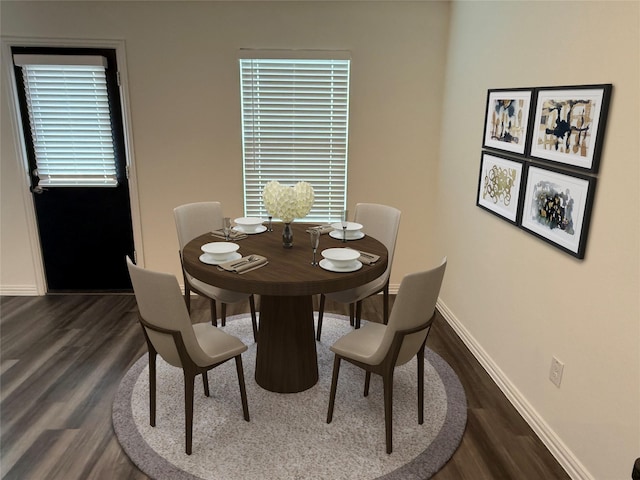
left=223, top=217, right=232, bottom=241
left=309, top=228, right=320, bottom=266
left=341, top=209, right=349, bottom=243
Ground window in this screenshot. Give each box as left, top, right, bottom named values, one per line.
left=13, top=53, right=118, bottom=187
left=239, top=53, right=350, bottom=222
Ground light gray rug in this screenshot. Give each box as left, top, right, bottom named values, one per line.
left=113, top=313, right=466, bottom=480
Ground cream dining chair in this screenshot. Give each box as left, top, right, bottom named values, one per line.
left=174, top=202, right=258, bottom=341
left=126, top=257, right=250, bottom=455
left=326, top=258, right=447, bottom=454
left=316, top=203, right=401, bottom=341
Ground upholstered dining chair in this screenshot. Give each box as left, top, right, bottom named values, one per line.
left=126, top=257, right=250, bottom=455
left=326, top=258, right=447, bottom=454
left=174, top=202, right=258, bottom=341
left=316, top=203, right=401, bottom=341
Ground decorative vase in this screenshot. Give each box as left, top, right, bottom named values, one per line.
left=282, top=222, right=293, bottom=248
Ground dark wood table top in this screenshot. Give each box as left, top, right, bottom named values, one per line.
left=182, top=222, right=388, bottom=297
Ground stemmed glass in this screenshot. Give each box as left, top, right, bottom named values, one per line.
left=223, top=217, right=232, bottom=241
left=341, top=210, right=349, bottom=243
left=309, top=228, right=320, bottom=266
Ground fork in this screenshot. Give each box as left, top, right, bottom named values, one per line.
left=230, top=255, right=257, bottom=268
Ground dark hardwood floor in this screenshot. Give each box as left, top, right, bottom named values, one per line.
left=0, top=294, right=570, bottom=480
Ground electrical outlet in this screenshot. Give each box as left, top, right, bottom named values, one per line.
left=549, top=356, right=564, bottom=388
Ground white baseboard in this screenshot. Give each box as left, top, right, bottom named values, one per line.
left=436, top=299, right=593, bottom=480
left=0, top=285, right=39, bottom=296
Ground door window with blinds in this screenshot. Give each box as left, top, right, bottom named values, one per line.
left=13, top=54, right=118, bottom=187
left=239, top=53, right=350, bottom=222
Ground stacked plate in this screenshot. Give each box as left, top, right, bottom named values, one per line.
left=320, top=247, right=362, bottom=272
left=329, top=222, right=364, bottom=241
left=199, top=242, right=241, bottom=265
left=233, top=217, right=267, bottom=234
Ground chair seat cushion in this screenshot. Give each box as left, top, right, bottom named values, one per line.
left=330, top=322, right=387, bottom=365
left=188, top=276, right=250, bottom=304
left=192, top=322, right=248, bottom=366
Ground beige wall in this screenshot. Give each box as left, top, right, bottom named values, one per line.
left=438, top=2, right=639, bottom=479
left=1, top=1, right=639, bottom=479
left=0, top=0, right=449, bottom=291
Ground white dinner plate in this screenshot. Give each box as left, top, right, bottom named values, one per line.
left=233, top=225, right=267, bottom=235
left=319, top=259, right=363, bottom=273
left=329, top=230, right=365, bottom=241
left=199, top=252, right=242, bottom=265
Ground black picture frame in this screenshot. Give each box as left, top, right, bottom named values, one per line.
left=476, top=152, right=525, bottom=225
left=519, top=163, right=597, bottom=259
left=528, top=84, right=612, bottom=173
left=482, top=88, right=533, bottom=156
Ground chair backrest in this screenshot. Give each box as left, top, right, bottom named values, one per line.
left=174, top=202, right=224, bottom=250
left=126, top=256, right=213, bottom=368
left=368, top=258, right=447, bottom=366
left=354, top=203, right=401, bottom=281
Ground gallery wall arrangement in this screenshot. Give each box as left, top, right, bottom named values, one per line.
left=476, top=84, right=612, bottom=259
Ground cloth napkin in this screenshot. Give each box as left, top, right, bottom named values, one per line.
left=218, top=255, right=268, bottom=274
left=357, top=250, right=380, bottom=265
left=305, top=224, right=334, bottom=235
left=210, top=229, right=248, bottom=241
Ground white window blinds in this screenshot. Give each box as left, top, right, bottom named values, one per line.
left=239, top=56, right=350, bottom=222
left=14, top=54, right=118, bottom=187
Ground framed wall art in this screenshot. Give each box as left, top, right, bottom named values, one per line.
left=482, top=88, right=533, bottom=156
left=529, top=84, right=612, bottom=172
left=520, top=164, right=596, bottom=259
left=476, top=152, right=525, bottom=224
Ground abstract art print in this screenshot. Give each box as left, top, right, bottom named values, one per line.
left=482, top=88, right=533, bottom=155
left=476, top=152, right=524, bottom=224
left=520, top=164, right=596, bottom=258
left=529, top=84, right=612, bottom=172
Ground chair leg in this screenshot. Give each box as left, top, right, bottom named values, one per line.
left=235, top=356, right=250, bottom=422
left=249, top=295, right=258, bottom=343
left=349, top=303, right=355, bottom=327
left=364, top=371, right=371, bottom=397
left=417, top=345, right=425, bottom=425
left=202, top=371, right=210, bottom=397
left=423, top=322, right=434, bottom=346
left=316, top=294, right=326, bottom=341
left=327, top=356, right=341, bottom=423
left=221, top=303, right=227, bottom=327
left=210, top=299, right=217, bottom=327
left=355, top=301, right=363, bottom=329
left=383, top=371, right=394, bottom=454
left=383, top=282, right=390, bottom=325
left=148, top=351, right=157, bottom=427
left=184, top=285, right=191, bottom=313
left=184, top=371, right=196, bottom=455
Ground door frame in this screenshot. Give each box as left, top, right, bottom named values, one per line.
left=2, top=36, right=144, bottom=295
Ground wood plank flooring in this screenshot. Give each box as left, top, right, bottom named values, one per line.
left=0, top=294, right=570, bottom=480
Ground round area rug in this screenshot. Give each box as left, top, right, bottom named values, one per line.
left=113, top=313, right=467, bottom=480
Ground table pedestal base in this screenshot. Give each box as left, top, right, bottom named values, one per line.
left=255, top=295, right=319, bottom=393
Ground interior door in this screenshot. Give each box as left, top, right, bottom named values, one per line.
left=12, top=46, right=135, bottom=292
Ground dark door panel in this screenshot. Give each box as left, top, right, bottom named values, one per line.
left=34, top=187, right=134, bottom=291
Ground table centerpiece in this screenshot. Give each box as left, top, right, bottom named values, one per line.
left=263, top=181, right=314, bottom=248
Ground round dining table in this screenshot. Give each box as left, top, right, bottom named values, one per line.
left=182, top=222, right=388, bottom=393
